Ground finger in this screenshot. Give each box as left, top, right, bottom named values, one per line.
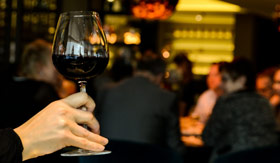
left=85, top=116, right=100, bottom=135
left=69, top=121, right=108, bottom=145
left=62, top=92, right=96, bottom=112
left=66, top=133, right=106, bottom=152
left=70, top=108, right=100, bottom=134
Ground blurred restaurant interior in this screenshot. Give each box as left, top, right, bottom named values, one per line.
left=1, top=0, right=280, bottom=162
left=0, top=0, right=279, bottom=78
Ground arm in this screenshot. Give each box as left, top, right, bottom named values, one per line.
left=14, top=92, right=108, bottom=161
left=191, top=90, right=216, bottom=123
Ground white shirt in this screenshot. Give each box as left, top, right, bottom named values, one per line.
left=191, top=89, right=217, bottom=124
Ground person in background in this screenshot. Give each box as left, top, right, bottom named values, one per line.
left=95, top=55, right=185, bottom=156
left=269, top=67, right=280, bottom=130
left=255, top=67, right=276, bottom=99
left=0, top=92, right=108, bottom=163
left=190, top=62, right=225, bottom=124
left=202, top=58, right=278, bottom=162
left=16, top=39, right=77, bottom=98
left=0, top=39, right=60, bottom=129
left=170, top=53, right=198, bottom=117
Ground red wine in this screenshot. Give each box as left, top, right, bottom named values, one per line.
left=52, top=54, right=109, bottom=81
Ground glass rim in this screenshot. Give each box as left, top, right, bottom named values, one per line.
left=60, top=11, right=99, bottom=17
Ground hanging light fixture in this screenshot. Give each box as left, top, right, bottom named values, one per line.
left=131, top=0, right=178, bottom=20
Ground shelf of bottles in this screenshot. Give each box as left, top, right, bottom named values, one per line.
left=0, top=0, right=60, bottom=64
left=0, top=0, right=5, bottom=33
left=159, top=12, right=235, bottom=75
left=0, top=0, right=7, bottom=61
left=20, top=0, right=60, bottom=42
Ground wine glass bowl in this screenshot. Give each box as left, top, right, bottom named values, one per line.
left=52, top=11, right=110, bottom=156
left=52, top=11, right=109, bottom=82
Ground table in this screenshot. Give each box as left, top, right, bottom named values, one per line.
left=180, top=116, right=204, bottom=147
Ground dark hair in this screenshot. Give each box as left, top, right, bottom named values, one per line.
left=137, top=56, right=166, bottom=75
left=110, top=58, right=133, bottom=82
left=220, top=58, right=256, bottom=90
left=173, top=53, right=191, bottom=66
left=215, top=61, right=228, bottom=73
left=173, top=53, right=193, bottom=83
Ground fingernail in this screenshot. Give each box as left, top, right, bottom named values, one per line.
left=102, top=138, right=109, bottom=145
left=97, top=145, right=105, bottom=151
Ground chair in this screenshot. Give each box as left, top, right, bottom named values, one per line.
left=214, top=145, right=280, bottom=163
left=79, top=140, right=184, bottom=163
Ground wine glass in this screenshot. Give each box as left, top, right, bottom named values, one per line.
left=52, top=11, right=110, bottom=156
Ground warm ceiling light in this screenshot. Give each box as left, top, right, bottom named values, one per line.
left=131, top=0, right=179, bottom=20
left=176, top=0, right=242, bottom=13
left=162, top=50, right=170, bottom=58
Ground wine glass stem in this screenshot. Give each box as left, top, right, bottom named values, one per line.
left=79, top=81, right=87, bottom=93
left=78, top=81, right=88, bottom=129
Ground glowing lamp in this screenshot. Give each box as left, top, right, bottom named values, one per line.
left=124, top=29, right=141, bottom=45
left=131, top=0, right=178, bottom=20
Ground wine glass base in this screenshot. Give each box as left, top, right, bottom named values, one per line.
left=61, top=149, right=111, bottom=157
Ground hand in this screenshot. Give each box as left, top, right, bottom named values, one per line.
left=14, top=92, right=108, bottom=161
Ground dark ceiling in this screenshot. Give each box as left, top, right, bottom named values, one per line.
left=222, top=0, right=279, bottom=18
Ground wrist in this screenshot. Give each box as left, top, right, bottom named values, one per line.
left=14, top=127, right=37, bottom=161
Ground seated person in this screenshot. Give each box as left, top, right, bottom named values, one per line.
left=191, top=62, right=225, bottom=124
left=269, top=67, right=280, bottom=130
left=172, top=53, right=196, bottom=117
left=95, top=55, right=186, bottom=156
left=0, top=39, right=60, bottom=129
left=202, top=58, right=278, bottom=162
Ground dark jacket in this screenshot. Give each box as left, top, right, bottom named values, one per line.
left=202, top=90, right=278, bottom=161
left=96, top=76, right=185, bottom=154
left=0, top=129, right=23, bottom=163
